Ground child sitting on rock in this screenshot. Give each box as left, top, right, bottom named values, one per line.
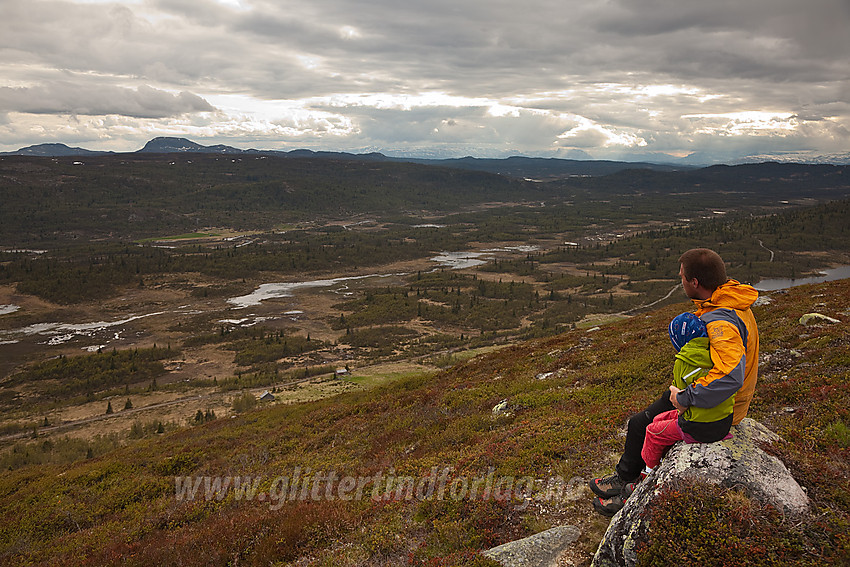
left=593, top=312, right=735, bottom=516
left=644, top=312, right=737, bottom=463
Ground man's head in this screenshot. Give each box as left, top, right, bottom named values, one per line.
left=678, top=248, right=727, bottom=299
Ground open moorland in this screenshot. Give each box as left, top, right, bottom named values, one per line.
left=1, top=276, right=848, bottom=566
left=0, top=152, right=849, bottom=564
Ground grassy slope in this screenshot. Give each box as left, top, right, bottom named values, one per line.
left=1, top=279, right=848, bottom=566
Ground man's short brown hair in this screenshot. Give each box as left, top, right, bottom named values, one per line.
left=679, top=248, right=727, bottom=291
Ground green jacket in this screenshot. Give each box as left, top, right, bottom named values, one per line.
left=673, top=337, right=735, bottom=425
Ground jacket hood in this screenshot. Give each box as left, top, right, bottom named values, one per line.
left=675, top=336, right=712, bottom=370
left=693, top=279, right=758, bottom=315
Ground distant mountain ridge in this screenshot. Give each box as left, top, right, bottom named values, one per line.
left=407, top=155, right=687, bottom=177
left=137, top=137, right=246, bottom=154
left=4, top=137, right=849, bottom=178
left=2, top=137, right=694, bottom=178
left=4, top=143, right=112, bottom=157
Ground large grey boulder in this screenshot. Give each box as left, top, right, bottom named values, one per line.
left=592, top=418, right=808, bottom=567
left=483, top=525, right=581, bottom=567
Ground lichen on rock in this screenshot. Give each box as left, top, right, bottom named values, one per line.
left=799, top=312, right=841, bottom=325
left=483, top=525, right=581, bottom=567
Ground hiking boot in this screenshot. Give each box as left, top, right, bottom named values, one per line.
left=588, top=473, right=627, bottom=498
left=593, top=482, right=643, bottom=517
left=593, top=494, right=626, bottom=517
left=622, top=481, right=638, bottom=499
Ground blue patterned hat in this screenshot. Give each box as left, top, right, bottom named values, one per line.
left=669, top=312, right=707, bottom=352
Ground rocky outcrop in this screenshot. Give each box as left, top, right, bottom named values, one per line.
left=592, top=418, right=808, bottom=567
left=799, top=312, right=841, bottom=325
left=483, top=525, right=581, bottom=567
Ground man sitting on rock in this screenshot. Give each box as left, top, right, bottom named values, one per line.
left=594, top=312, right=736, bottom=515
left=589, top=248, right=760, bottom=516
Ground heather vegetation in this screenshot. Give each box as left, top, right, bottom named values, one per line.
left=0, top=278, right=847, bottom=565
left=635, top=480, right=842, bottom=566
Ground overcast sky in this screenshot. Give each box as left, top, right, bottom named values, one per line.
left=1, top=0, right=848, bottom=162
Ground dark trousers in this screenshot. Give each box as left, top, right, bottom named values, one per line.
left=615, top=391, right=674, bottom=482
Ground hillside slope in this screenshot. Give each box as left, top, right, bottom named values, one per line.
left=1, top=154, right=848, bottom=246
left=0, top=154, right=544, bottom=242
left=1, top=279, right=848, bottom=566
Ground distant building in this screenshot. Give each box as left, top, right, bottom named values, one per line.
left=259, top=391, right=275, bottom=401
left=335, top=367, right=350, bottom=377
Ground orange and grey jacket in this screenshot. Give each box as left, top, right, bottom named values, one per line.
left=675, top=279, right=760, bottom=425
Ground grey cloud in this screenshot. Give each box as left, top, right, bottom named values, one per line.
left=198, top=0, right=588, bottom=98
left=4, top=1, right=845, bottom=95
left=594, top=0, right=775, bottom=36
left=590, top=0, right=850, bottom=81
left=313, top=103, right=608, bottom=153
left=0, top=0, right=848, bottom=161
left=0, top=83, right=214, bottom=118
left=1, top=2, right=245, bottom=89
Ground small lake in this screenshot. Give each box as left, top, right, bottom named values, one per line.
left=227, top=273, right=408, bottom=309
left=228, top=249, right=521, bottom=308
left=0, top=305, right=21, bottom=316
left=429, top=246, right=539, bottom=271
left=755, top=266, right=850, bottom=292
left=429, top=251, right=492, bottom=270
left=227, top=247, right=543, bottom=308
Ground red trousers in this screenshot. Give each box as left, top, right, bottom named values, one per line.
left=640, top=409, right=683, bottom=469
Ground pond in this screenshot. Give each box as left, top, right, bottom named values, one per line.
left=227, top=248, right=537, bottom=308
left=428, top=251, right=492, bottom=270
left=428, top=246, right=539, bottom=271
left=0, top=305, right=21, bottom=316
left=226, top=273, right=408, bottom=309
left=755, top=266, right=850, bottom=292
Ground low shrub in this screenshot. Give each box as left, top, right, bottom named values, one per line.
left=636, top=479, right=848, bottom=566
